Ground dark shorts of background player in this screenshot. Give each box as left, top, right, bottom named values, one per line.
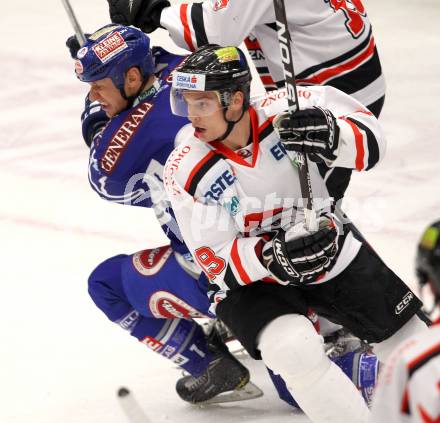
left=216, top=242, right=422, bottom=360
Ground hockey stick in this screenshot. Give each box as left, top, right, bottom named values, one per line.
left=273, top=0, right=318, bottom=231
left=60, top=0, right=86, bottom=46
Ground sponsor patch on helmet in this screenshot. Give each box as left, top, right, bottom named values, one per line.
left=92, top=31, right=128, bottom=64
left=172, top=72, right=206, bottom=91
left=74, top=60, right=84, bottom=74
left=76, top=47, right=88, bottom=59
left=89, top=24, right=120, bottom=41
left=149, top=291, right=208, bottom=318
left=420, top=226, right=439, bottom=250
left=132, top=246, right=172, bottom=276
left=215, top=47, right=239, bottom=63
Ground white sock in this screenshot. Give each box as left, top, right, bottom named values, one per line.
left=258, top=314, right=370, bottom=423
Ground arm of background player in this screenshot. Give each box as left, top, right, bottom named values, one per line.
left=159, top=0, right=273, bottom=51
left=322, top=86, right=387, bottom=171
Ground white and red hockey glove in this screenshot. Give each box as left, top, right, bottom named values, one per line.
left=262, top=214, right=339, bottom=285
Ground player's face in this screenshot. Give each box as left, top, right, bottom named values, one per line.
left=183, top=91, right=228, bottom=142
left=88, top=78, right=128, bottom=118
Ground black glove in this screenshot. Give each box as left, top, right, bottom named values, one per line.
left=262, top=215, right=339, bottom=285
left=108, top=0, right=170, bottom=33
left=273, top=107, right=340, bottom=163
left=66, top=34, right=90, bottom=59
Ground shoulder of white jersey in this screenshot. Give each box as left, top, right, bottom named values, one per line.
left=310, top=85, right=373, bottom=116
left=164, top=134, right=232, bottom=202
left=174, top=123, right=194, bottom=148
left=251, top=85, right=371, bottom=119
left=250, top=86, right=325, bottom=118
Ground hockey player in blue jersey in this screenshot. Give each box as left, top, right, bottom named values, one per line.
left=70, top=23, right=379, bottom=407
left=71, top=23, right=255, bottom=403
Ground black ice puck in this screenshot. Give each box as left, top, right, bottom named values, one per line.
left=117, top=387, right=130, bottom=398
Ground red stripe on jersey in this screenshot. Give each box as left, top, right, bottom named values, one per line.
left=296, top=37, right=376, bottom=86
left=231, top=239, right=251, bottom=284
left=353, top=109, right=373, bottom=116
left=417, top=404, right=440, bottom=423
left=244, top=37, right=261, bottom=50
left=341, top=117, right=364, bottom=171
left=184, top=150, right=216, bottom=192
left=180, top=4, right=195, bottom=51
left=408, top=341, right=440, bottom=370
left=244, top=207, right=284, bottom=232
left=400, top=388, right=410, bottom=414
left=261, top=75, right=276, bottom=86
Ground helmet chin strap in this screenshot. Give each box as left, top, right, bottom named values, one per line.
left=217, top=107, right=246, bottom=142
left=119, top=73, right=152, bottom=110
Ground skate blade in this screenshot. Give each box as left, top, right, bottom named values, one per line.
left=199, top=382, right=264, bottom=405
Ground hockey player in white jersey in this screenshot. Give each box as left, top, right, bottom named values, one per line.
left=163, top=45, right=427, bottom=423
left=108, top=0, right=385, bottom=202
left=107, top=0, right=385, bottom=116
left=369, top=221, right=440, bottom=423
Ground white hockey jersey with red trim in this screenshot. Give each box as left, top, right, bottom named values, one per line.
left=160, top=0, right=385, bottom=107
left=369, top=319, right=440, bottom=423
left=164, top=85, right=385, bottom=313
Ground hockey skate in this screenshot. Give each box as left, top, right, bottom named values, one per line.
left=323, top=328, right=371, bottom=359
left=201, top=318, right=248, bottom=358
left=175, top=327, right=263, bottom=404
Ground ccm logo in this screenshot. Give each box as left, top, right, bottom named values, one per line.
left=395, top=292, right=414, bottom=315
left=274, top=240, right=297, bottom=278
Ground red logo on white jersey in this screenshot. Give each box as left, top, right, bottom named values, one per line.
left=164, top=145, right=192, bottom=196
left=92, top=31, right=127, bottom=63
left=325, top=0, right=366, bottom=39
left=259, top=88, right=312, bottom=108
left=149, top=291, right=208, bottom=319
left=132, top=246, right=172, bottom=276
left=211, top=0, right=229, bottom=11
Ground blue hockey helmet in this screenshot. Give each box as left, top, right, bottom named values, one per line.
left=74, top=24, right=154, bottom=91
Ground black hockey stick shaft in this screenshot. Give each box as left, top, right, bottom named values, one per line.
left=61, top=0, right=86, bottom=46
left=273, top=0, right=317, bottom=230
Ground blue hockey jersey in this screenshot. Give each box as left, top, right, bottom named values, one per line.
left=88, top=47, right=190, bottom=253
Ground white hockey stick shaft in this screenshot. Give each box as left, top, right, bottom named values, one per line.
left=60, top=0, right=86, bottom=46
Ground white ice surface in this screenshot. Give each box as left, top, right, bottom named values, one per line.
left=1, top=1, right=439, bottom=422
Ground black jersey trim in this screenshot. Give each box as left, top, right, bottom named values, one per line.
left=191, top=3, right=208, bottom=47
left=320, top=48, right=382, bottom=95
left=296, top=27, right=374, bottom=80
left=185, top=152, right=224, bottom=197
